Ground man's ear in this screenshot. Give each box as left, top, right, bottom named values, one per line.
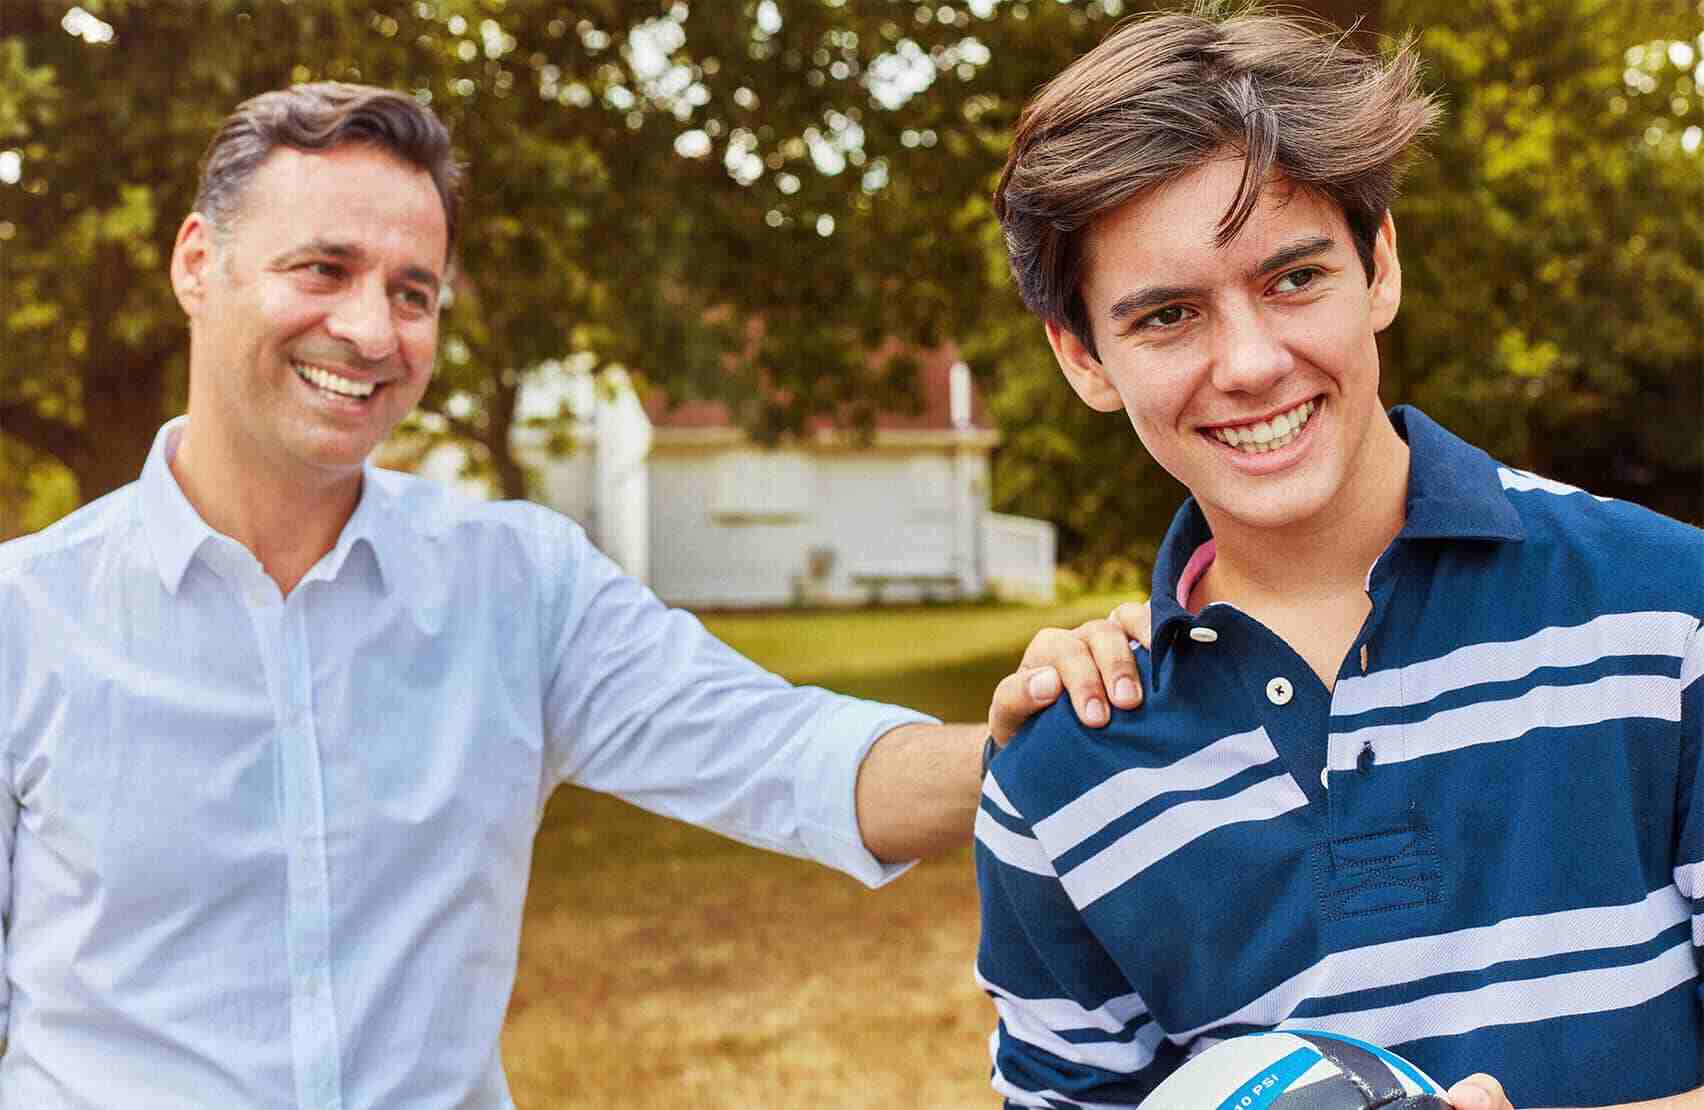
left=1368, top=210, right=1402, bottom=333
left=1045, top=319, right=1124, bottom=413
left=170, top=213, right=215, bottom=318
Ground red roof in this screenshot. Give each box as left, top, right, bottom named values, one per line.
left=640, top=344, right=992, bottom=432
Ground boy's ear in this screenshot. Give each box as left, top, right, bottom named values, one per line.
left=1368, top=210, right=1402, bottom=333
left=1045, top=319, right=1124, bottom=413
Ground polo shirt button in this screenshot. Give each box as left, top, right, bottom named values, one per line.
left=1265, top=676, right=1293, bottom=705
left=1188, top=626, right=1218, bottom=643
left=1319, top=765, right=1331, bottom=789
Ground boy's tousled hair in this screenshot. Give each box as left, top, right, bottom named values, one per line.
left=194, top=82, right=464, bottom=255
left=994, top=6, right=1440, bottom=357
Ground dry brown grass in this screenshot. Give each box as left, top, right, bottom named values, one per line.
left=500, top=594, right=1135, bottom=1107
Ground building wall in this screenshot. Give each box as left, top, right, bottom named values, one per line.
left=646, top=444, right=989, bottom=608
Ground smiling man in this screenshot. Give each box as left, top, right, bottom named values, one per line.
left=974, top=10, right=1704, bottom=1110
left=0, top=84, right=1142, bottom=1107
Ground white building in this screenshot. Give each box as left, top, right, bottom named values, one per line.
left=414, top=351, right=1056, bottom=608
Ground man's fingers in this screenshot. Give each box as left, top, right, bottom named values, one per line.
left=988, top=665, right=1063, bottom=745
left=1446, top=1075, right=1512, bottom=1110
left=1109, top=599, right=1154, bottom=650
left=1075, top=618, right=1143, bottom=709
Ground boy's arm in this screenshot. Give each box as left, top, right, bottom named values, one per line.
left=974, top=769, right=1172, bottom=1107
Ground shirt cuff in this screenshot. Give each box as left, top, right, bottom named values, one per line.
left=794, top=694, right=936, bottom=889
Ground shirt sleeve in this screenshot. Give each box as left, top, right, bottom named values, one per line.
left=535, top=510, right=929, bottom=888
left=1676, top=620, right=1704, bottom=999
left=0, top=752, right=14, bottom=1043
left=974, top=768, right=1180, bottom=1107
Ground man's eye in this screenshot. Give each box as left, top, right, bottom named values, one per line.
left=397, top=288, right=435, bottom=312
left=305, top=262, right=345, bottom=280
left=1273, top=267, right=1320, bottom=293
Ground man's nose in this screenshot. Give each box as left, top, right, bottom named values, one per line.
left=324, top=278, right=399, bottom=364
left=1210, top=305, right=1294, bottom=395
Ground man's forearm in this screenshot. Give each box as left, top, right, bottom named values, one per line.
left=853, top=723, right=985, bottom=863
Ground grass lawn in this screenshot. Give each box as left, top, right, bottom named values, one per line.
left=501, top=592, right=1136, bottom=1108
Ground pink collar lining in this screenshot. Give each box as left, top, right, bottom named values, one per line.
left=1175, top=539, right=1216, bottom=613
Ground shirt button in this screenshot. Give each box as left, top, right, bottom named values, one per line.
left=1265, top=676, right=1293, bottom=706
left=1188, top=627, right=1218, bottom=643
left=1319, top=765, right=1331, bottom=789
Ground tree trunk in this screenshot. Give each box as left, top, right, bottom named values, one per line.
left=483, top=374, right=528, bottom=501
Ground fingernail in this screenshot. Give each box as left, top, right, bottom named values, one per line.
left=1027, top=667, right=1061, bottom=700
left=1113, top=677, right=1137, bottom=704
left=1084, top=697, right=1108, bottom=725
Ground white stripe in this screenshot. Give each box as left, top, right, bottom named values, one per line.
left=1060, top=774, right=1308, bottom=908
left=1329, top=672, right=1682, bottom=771
left=1185, top=885, right=1690, bottom=1037
left=983, top=774, right=1023, bottom=819
left=976, top=807, right=1056, bottom=877
left=989, top=994, right=1165, bottom=1076
left=1032, top=727, right=1279, bottom=856
left=1333, top=611, right=1698, bottom=718
left=978, top=969, right=1150, bottom=1033
left=1498, top=466, right=1613, bottom=501
left=981, top=972, right=1160, bottom=1078
left=1677, top=862, right=1704, bottom=901
left=1284, top=938, right=1695, bottom=1047
left=1683, top=629, right=1704, bottom=690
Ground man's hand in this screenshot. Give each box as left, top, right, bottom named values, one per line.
left=986, top=600, right=1154, bottom=744
left=1447, top=1075, right=1513, bottom=1110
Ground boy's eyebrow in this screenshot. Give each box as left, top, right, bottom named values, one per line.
left=1104, top=235, right=1339, bottom=324
left=273, top=238, right=443, bottom=288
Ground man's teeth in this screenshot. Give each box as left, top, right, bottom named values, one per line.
left=294, top=363, right=377, bottom=399
left=1211, top=399, right=1316, bottom=453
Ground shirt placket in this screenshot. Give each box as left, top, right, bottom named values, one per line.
left=250, top=588, right=345, bottom=1109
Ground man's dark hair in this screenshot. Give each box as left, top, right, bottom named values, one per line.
left=193, top=82, right=464, bottom=254
left=994, top=7, right=1440, bottom=357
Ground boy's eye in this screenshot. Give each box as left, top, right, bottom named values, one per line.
left=1273, top=267, right=1320, bottom=293
left=1140, top=305, right=1191, bottom=329
left=306, top=261, right=345, bottom=280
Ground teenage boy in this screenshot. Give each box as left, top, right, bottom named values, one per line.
left=974, top=10, right=1703, bottom=1109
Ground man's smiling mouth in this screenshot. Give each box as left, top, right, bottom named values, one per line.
left=1206, top=397, right=1318, bottom=454
left=294, top=361, right=381, bottom=400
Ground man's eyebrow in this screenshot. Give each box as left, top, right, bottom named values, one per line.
left=275, top=239, right=443, bottom=288
left=1104, top=235, right=1340, bottom=324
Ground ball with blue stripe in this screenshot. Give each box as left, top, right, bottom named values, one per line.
left=1138, top=1031, right=1451, bottom=1109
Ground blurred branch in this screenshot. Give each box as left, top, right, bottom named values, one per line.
left=0, top=403, right=87, bottom=472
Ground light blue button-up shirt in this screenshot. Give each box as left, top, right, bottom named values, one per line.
left=0, top=419, right=926, bottom=1108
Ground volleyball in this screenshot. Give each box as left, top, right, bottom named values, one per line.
left=1138, top=1030, right=1451, bottom=1109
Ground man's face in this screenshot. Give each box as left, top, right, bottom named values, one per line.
left=171, top=143, right=447, bottom=484
left=1047, top=154, right=1402, bottom=536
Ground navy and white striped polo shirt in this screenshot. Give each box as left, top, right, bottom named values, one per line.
left=976, top=407, right=1704, bottom=1108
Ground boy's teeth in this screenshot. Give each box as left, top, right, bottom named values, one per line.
left=1213, top=399, right=1314, bottom=453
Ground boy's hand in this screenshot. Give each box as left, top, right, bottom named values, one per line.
left=1447, top=1074, right=1513, bottom=1110
left=987, top=601, right=1154, bottom=744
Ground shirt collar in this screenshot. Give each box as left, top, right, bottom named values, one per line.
left=138, top=417, right=416, bottom=597
left=1148, top=404, right=1525, bottom=661
left=138, top=418, right=217, bottom=595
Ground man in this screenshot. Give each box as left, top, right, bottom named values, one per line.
left=0, top=84, right=1140, bottom=1106
left=975, top=9, right=1702, bottom=1110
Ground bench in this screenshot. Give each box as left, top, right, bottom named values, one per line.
left=849, top=572, right=963, bottom=605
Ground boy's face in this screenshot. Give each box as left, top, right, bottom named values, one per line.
left=1046, top=154, right=1402, bottom=536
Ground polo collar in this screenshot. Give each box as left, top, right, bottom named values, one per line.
left=1148, top=405, right=1525, bottom=663
left=138, top=417, right=415, bottom=598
